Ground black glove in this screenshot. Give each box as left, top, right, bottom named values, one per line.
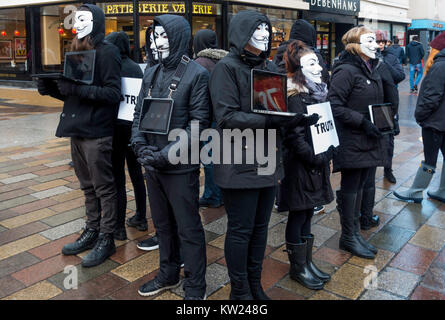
left=57, top=79, right=77, bottom=96
left=361, top=119, right=383, bottom=138
left=138, top=145, right=158, bottom=158
left=267, top=113, right=320, bottom=129
left=393, top=114, right=400, bottom=136
left=140, top=150, right=169, bottom=169
left=313, top=145, right=336, bottom=166
left=37, top=79, right=52, bottom=96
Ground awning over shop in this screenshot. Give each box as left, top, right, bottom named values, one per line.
left=409, top=19, right=445, bottom=31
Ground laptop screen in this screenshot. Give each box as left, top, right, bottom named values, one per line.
left=64, top=50, right=96, bottom=84
left=251, top=69, right=289, bottom=116
left=369, top=104, right=394, bottom=132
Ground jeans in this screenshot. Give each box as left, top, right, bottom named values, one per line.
left=410, top=63, right=423, bottom=89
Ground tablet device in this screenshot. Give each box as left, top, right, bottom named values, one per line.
left=368, top=103, right=394, bottom=134
left=251, top=69, right=294, bottom=116
left=139, top=97, right=174, bottom=135
left=32, top=50, right=96, bottom=85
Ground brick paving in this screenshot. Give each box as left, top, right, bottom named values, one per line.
left=1, top=77, right=445, bottom=300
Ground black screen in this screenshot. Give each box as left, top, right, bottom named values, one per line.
left=64, top=51, right=95, bottom=83
left=372, top=105, right=394, bottom=131
left=139, top=98, right=173, bottom=134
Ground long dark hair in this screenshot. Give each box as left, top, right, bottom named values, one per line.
left=284, top=40, right=313, bottom=88
left=70, top=6, right=94, bottom=52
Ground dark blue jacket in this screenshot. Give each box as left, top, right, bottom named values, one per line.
left=380, top=49, right=406, bottom=85
left=406, top=41, right=425, bottom=65
left=387, top=44, right=406, bottom=65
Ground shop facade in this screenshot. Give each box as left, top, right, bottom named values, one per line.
left=0, top=0, right=362, bottom=82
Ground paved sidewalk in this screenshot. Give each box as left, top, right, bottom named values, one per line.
left=1, top=79, right=445, bottom=300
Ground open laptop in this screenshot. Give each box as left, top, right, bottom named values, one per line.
left=368, top=103, right=394, bottom=135
left=32, top=50, right=96, bottom=85
left=251, top=69, right=294, bottom=116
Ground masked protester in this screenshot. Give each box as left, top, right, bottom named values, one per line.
left=279, top=40, right=334, bottom=290
left=328, top=26, right=385, bottom=260
left=193, top=29, right=227, bottom=209
left=209, top=10, right=319, bottom=300
left=103, top=31, right=145, bottom=241
left=131, top=14, right=210, bottom=300
left=36, top=4, right=122, bottom=267
left=394, top=48, right=445, bottom=204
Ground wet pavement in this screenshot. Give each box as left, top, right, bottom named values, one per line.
left=1, top=70, right=445, bottom=300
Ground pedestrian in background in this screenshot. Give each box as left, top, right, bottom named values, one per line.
left=406, top=35, right=425, bottom=93
left=279, top=40, right=334, bottom=290
left=329, top=26, right=385, bottom=260
left=387, top=37, right=406, bottom=65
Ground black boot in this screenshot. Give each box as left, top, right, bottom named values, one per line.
left=301, top=234, right=330, bottom=283
left=336, top=191, right=375, bottom=259
left=355, top=189, right=378, bottom=254
left=384, top=168, right=396, bottom=184
left=248, top=274, right=271, bottom=300
left=286, top=242, right=324, bottom=290
left=359, top=187, right=380, bottom=231
left=229, top=280, right=254, bottom=300
left=62, top=228, right=99, bottom=255
left=82, top=233, right=116, bottom=268
left=113, top=227, right=127, bottom=241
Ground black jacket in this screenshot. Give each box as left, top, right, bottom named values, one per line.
left=105, top=31, right=144, bottom=127
left=415, top=49, right=445, bottom=131
left=209, top=10, right=284, bottom=189
left=131, top=14, right=210, bottom=174
left=193, top=29, right=228, bottom=74
left=380, top=49, right=406, bottom=85
left=328, top=51, right=385, bottom=172
left=273, top=20, right=330, bottom=85
left=278, top=89, right=334, bottom=212
left=406, top=41, right=425, bottom=65
left=387, top=44, right=406, bottom=65
left=49, top=4, right=122, bottom=138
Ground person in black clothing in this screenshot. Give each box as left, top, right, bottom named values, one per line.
left=104, top=31, right=146, bottom=241
left=193, top=29, right=227, bottom=208
left=209, top=10, right=319, bottom=300
left=387, top=37, right=407, bottom=65
left=394, top=49, right=445, bottom=204
left=329, top=26, right=385, bottom=260
left=273, top=19, right=329, bottom=85
left=279, top=40, right=334, bottom=290
left=131, top=14, right=209, bottom=300
left=37, top=4, right=122, bottom=267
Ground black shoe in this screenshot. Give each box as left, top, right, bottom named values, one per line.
left=384, top=169, right=397, bottom=184
left=248, top=275, right=271, bottom=300
left=229, top=280, right=254, bottom=300
left=137, top=234, right=159, bottom=251
left=81, top=233, right=116, bottom=268
left=314, top=206, right=325, bottom=215
left=62, top=228, right=99, bottom=255
left=301, top=234, right=330, bottom=283
left=126, top=214, right=148, bottom=231
left=414, top=85, right=418, bottom=92
left=184, top=294, right=207, bottom=300
left=286, top=241, right=324, bottom=290
left=138, top=277, right=181, bottom=297
left=199, top=197, right=223, bottom=208
left=113, top=227, right=127, bottom=241
left=360, top=215, right=380, bottom=230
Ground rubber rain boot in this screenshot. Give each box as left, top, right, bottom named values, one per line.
left=428, top=162, right=445, bottom=203
left=394, top=161, right=435, bottom=203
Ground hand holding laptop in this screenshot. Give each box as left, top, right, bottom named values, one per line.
left=267, top=113, right=320, bottom=129
left=57, top=79, right=77, bottom=96
left=361, top=118, right=383, bottom=138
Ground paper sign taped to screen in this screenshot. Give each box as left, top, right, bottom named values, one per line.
left=117, top=77, right=143, bottom=121
left=306, top=102, right=339, bottom=155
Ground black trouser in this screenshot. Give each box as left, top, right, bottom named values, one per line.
left=71, top=136, right=117, bottom=234
left=364, top=167, right=377, bottom=190
left=384, top=134, right=395, bottom=170
left=286, top=209, right=314, bottom=244
left=221, top=186, right=276, bottom=283
left=422, top=128, right=445, bottom=167
left=112, top=124, right=147, bottom=227
left=145, top=169, right=206, bottom=297
left=340, top=168, right=373, bottom=193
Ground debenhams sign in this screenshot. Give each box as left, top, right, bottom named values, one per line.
left=306, top=0, right=360, bottom=15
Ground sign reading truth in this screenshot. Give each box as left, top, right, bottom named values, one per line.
left=306, top=0, right=360, bottom=16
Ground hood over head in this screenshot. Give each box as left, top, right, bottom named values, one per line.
left=228, top=10, right=272, bottom=60
left=431, top=31, right=445, bottom=51
left=193, top=29, right=218, bottom=56
left=290, top=19, right=316, bottom=48
left=78, top=3, right=105, bottom=46
left=153, top=14, right=191, bottom=69
left=105, top=31, right=130, bottom=57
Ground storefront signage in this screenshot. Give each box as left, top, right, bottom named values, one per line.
left=103, top=2, right=217, bottom=15
left=306, top=0, right=360, bottom=16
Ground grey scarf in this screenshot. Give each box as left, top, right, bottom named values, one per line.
left=305, top=78, right=328, bottom=102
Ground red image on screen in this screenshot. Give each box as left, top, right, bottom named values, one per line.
left=252, top=71, right=287, bottom=113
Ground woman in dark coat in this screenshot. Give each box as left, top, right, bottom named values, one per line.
left=328, top=26, right=386, bottom=260
left=279, top=40, right=334, bottom=290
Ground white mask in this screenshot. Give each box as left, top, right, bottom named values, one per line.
left=360, top=33, right=379, bottom=59
left=152, top=25, right=169, bottom=60
left=149, top=32, right=159, bottom=60
left=74, top=11, right=93, bottom=40
left=248, top=23, right=270, bottom=52
left=301, top=53, right=323, bottom=84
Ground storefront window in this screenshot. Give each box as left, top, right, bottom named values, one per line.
left=192, top=2, right=222, bottom=54
left=229, top=5, right=299, bottom=58
left=0, top=8, right=28, bottom=74
left=40, top=4, right=78, bottom=71
left=393, top=24, right=406, bottom=47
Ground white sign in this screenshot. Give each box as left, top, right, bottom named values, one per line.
left=117, top=77, right=143, bottom=122
left=306, top=101, right=339, bottom=155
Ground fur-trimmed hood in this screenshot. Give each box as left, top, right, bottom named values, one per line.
left=197, top=48, right=228, bottom=61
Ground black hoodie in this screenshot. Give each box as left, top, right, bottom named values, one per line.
left=208, top=10, right=283, bottom=189
left=131, top=14, right=210, bottom=174
left=48, top=3, right=122, bottom=138
left=105, top=31, right=143, bottom=79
